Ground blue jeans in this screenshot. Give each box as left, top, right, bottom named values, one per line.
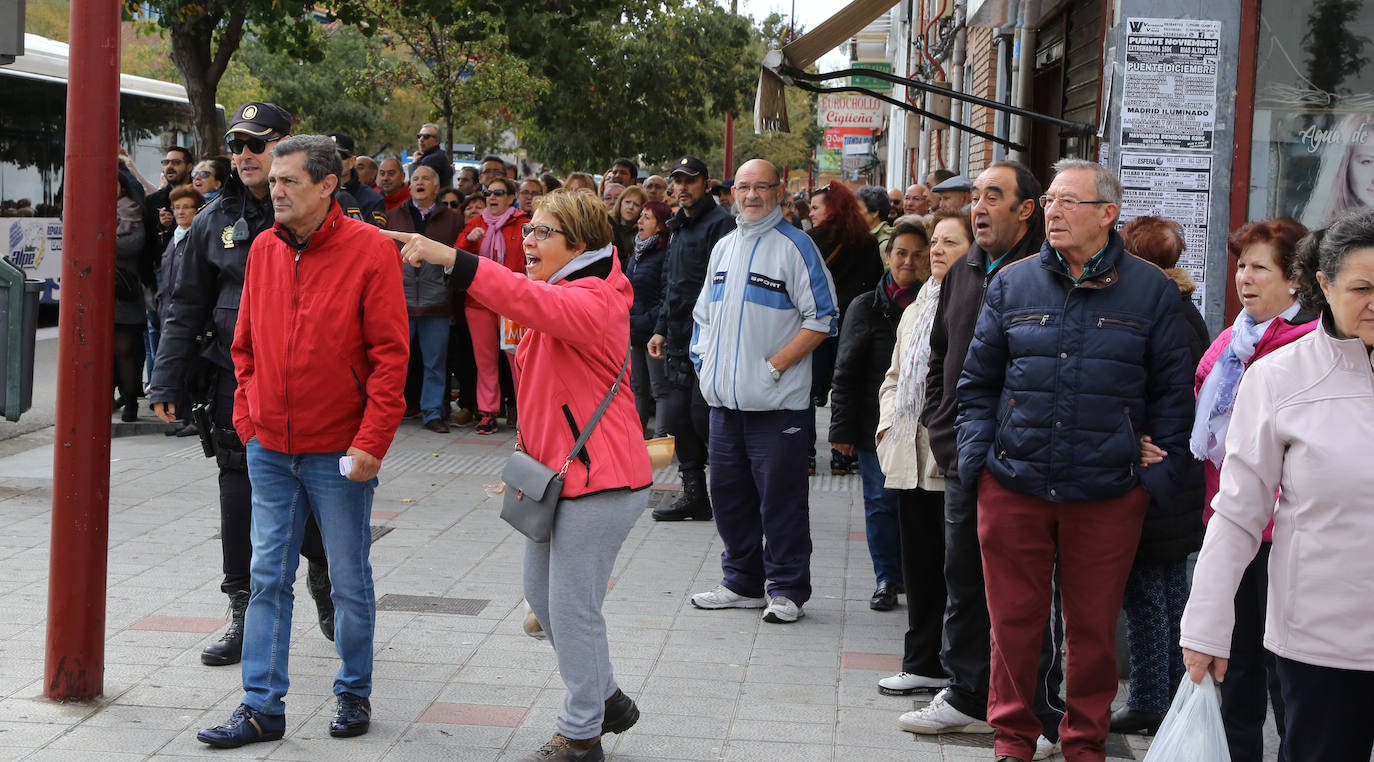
left=856, top=448, right=901, bottom=586
left=410, top=317, right=450, bottom=423
left=242, top=441, right=377, bottom=715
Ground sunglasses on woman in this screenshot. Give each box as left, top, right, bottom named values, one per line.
left=483, top=189, right=510, bottom=197
left=442, top=200, right=462, bottom=209
left=191, top=170, right=214, bottom=180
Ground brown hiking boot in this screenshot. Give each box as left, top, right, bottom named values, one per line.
left=519, top=733, right=603, bottom=761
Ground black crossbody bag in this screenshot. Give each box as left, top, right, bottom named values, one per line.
left=499, top=348, right=630, bottom=542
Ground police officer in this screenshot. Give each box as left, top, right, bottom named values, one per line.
left=150, top=103, right=334, bottom=667
left=327, top=131, right=387, bottom=226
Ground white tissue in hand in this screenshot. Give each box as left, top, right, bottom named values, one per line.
left=339, top=456, right=354, bottom=477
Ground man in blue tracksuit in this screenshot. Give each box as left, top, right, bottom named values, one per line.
left=687, top=159, right=838, bottom=624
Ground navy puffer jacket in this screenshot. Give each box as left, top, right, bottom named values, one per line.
left=955, top=230, right=1195, bottom=504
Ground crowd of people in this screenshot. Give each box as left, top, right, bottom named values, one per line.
left=109, top=98, right=1372, bottom=762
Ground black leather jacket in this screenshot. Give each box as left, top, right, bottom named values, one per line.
left=149, top=175, right=272, bottom=402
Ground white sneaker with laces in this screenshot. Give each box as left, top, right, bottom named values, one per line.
left=1033, top=734, right=1061, bottom=760
left=690, top=585, right=766, bottom=610
left=878, top=672, right=951, bottom=695
left=761, top=595, right=803, bottom=623
left=897, top=688, right=994, bottom=734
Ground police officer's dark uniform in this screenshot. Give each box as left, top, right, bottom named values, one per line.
left=149, top=103, right=333, bottom=667
left=327, top=132, right=387, bottom=227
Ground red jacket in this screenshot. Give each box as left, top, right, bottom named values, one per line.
left=232, top=201, right=410, bottom=459
left=458, top=209, right=529, bottom=308
left=466, top=253, right=652, bottom=499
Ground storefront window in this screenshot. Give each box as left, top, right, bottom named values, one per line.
left=1248, top=0, right=1374, bottom=227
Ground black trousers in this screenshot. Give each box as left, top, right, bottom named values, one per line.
left=662, top=357, right=709, bottom=474
left=214, top=369, right=326, bottom=594
left=448, top=311, right=478, bottom=413
left=941, top=474, right=1065, bottom=738
left=1274, top=654, right=1374, bottom=762
left=900, top=487, right=946, bottom=677
left=112, top=324, right=145, bottom=408
left=1221, top=542, right=1287, bottom=762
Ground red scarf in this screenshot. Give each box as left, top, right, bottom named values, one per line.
left=383, top=185, right=411, bottom=211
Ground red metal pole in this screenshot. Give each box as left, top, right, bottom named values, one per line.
left=45, top=0, right=121, bottom=701
left=723, top=113, right=735, bottom=179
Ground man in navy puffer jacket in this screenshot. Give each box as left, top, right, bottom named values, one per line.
left=955, top=159, right=1194, bottom=761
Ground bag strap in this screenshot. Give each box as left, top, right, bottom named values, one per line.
left=558, top=346, right=631, bottom=478
left=824, top=243, right=841, bottom=265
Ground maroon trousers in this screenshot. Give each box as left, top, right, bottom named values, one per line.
left=977, top=472, right=1147, bottom=762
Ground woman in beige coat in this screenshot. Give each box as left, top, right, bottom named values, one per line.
left=874, top=211, right=971, bottom=701
left=1180, top=209, right=1374, bottom=761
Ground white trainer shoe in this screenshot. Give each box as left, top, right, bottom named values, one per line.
left=897, top=688, right=994, bottom=734
left=761, top=595, right=803, bottom=623
left=690, top=585, right=766, bottom=610
left=1033, top=734, right=1061, bottom=760
left=878, top=672, right=951, bottom=695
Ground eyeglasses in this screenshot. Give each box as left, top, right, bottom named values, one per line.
left=417, top=133, right=438, bottom=141
left=521, top=223, right=565, bottom=240
left=160, top=158, right=186, bottom=166
left=191, top=170, right=213, bottom=179
left=442, top=200, right=462, bottom=209
left=479, top=167, right=503, bottom=176
left=483, top=189, right=510, bottom=197
left=226, top=136, right=269, bottom=155
left=736, top=182, right=780, bottom=195
left=1039, top=195, right=1111, bottom=212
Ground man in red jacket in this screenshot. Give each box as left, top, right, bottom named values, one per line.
left=196, top=135, right=410, bottom=749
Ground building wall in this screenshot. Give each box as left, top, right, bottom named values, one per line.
left=962, top=26, right=998, bottom=175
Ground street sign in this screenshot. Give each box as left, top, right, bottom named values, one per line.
left=851, top=61, right=893, bottom=92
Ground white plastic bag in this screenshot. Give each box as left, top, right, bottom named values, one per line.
left=1143, top=673, right=1230, bottom=762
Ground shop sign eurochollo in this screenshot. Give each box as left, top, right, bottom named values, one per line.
left=817, top=93, right=884, bottom=129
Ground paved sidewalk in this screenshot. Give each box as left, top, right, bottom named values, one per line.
left=1, top=416, right=1178, bottom=761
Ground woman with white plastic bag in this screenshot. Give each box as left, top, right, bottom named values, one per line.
left=1179, top=212, right=1374, bottom=762
left=1143, top=674, right=1229, bottom=761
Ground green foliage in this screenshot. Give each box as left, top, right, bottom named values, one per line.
left=516, top=0, right=757, bottom=172
left=237, top=26, right=425, bottom=154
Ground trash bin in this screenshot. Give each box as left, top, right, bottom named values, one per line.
left=0, top=257, right=41, bottom=421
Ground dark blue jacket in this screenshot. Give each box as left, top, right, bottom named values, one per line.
left=955, top=230, right=1195, bottom=504
left=627, top=238, right=667, bottom=347
left=653, top=195, right=736, bottom=359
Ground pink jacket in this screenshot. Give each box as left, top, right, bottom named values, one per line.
left=1181, top=325, right=1374, bottom=670
left=1194, top=315, right=1317, bottom=541
left=466, top=255, right=652, bottom=499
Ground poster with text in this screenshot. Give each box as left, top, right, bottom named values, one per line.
left=1248, top=110, right=1374, bottom=228
left=1121, top=18, right=1221, bottom=151
left=1118, top=151, right=1211, bottom=308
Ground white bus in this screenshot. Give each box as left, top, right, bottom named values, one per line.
left=1, top=34, right=220, bottom=300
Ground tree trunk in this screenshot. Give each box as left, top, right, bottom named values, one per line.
left=167, top=10, right=246, bottom=157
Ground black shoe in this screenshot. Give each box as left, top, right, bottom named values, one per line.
left=1109, top=706, right=1164, bottom=735
left=329, top=692, right=371, bottom=738
left=307, top=560, right=334, bottom=642
left=175, top=423, right=200, bottom=437
left=121, top=403, right=139, bottom=422
left=197, top=703, right=285, bottom=748
left=601, top=690, right=638, bottom=735
left=423, top=417, right=451, bottom=434
left=201, top=590, right=249, bottom=666
left=651, top=470, right=711, bottom=521
left=869, top=582, right=897, bottom=611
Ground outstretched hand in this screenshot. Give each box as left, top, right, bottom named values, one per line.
left=380, top=229, right=458, bottom=270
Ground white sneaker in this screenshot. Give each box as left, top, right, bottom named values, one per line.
left=897, top=688, right=994, bottom=734
left=522, top=610, right=548, bottom=641
left=878, top=672, right=951, bottom=695
left=1032, top=734, right=1061, bottom=760
left=690, top=585, right=766, bottom=610
left=761, top=596, right=803, bottom=623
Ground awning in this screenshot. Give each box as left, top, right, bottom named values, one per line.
left=755, top=0, right=1095, bottom=150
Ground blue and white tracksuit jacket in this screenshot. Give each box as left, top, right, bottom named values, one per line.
left=690, top=206, right=838, bottom=412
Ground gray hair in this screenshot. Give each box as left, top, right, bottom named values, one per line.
left=855, top=185, right=892, bottom=220
left=1296, top=207, right=1374, bottom=313
left=271, top=135, right=343, bottom=192
left=1051, top=159, right=1123, bottom=206
left=421, top=123, right=441, bottom=134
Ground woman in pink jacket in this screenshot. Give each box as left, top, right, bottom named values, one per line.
left=1181, top=210, right=1374, bottom=761
left=386, top=189, right=652, bottom=762
left=1187, top=217, right=1316, bottom=759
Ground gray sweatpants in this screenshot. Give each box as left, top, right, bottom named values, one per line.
left=523, top=487, right=647, bottom=739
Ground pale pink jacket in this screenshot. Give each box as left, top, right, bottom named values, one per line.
left=1180, top=325, right=1374, bottom=670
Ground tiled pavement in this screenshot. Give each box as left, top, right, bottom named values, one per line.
left=0, top=414, right=1221, bottom=761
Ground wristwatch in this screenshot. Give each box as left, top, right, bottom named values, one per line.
left=766, top=359, right=782, bottom=382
